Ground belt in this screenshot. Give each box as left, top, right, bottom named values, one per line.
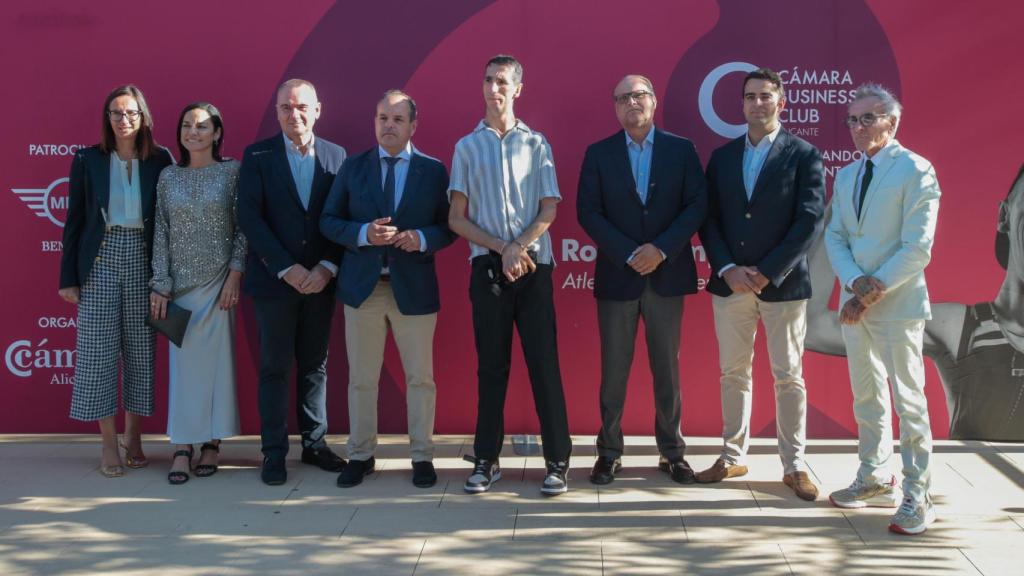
left=379, top=274, right=391, bottom=282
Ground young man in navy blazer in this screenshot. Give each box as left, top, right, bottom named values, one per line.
left=237, top=79, right=348, bottom=485
left=320, top=90, right=453, bottom=489
left=696, top=68, right=824, bottom=501
left=577, top=75, right=708, bottom=486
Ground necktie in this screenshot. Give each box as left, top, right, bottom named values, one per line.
left=383, top=156, right=399, bottom=216
left=857, top=159, right=873, bottom=220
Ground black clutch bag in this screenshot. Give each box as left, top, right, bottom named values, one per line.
left=146, top=302, right=192, bottom=348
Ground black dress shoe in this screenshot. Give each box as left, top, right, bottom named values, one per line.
left=301, top=446, right=346, bottom=472
left=336, top=457, right=376, bottom=488
left=261, top=457, right=287, bottom=486
left=589, top=456, right=622, bottom=485
left=412, top=461, right=437, bottom=488
left=658, top=456, right=696, bottom=485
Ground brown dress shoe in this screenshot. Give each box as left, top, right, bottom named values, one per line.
left=783, top=471, right=819, bottom=501
left=695, top=458, right=748, bottom=483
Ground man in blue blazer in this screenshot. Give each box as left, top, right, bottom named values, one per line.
left=237, top=79, right=347, bottom=485
left=577, top=75, right=707, bottom=485
left=320, top=90, right=453, bottom=489
left=696, top=69, right=825, bottom=501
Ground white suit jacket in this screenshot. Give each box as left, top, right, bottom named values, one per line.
left=825, top=140, right=941, bottom=321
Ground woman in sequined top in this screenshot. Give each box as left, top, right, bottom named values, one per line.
left=150, top=102, right=246, bottom=484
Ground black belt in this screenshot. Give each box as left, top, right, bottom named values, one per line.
left=379, top=274, right=391, bottom=282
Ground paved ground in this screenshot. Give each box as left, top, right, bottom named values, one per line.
left=0, top=435, right=1021, bottom=575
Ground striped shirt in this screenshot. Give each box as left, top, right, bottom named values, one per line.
left=448, top=120, right=561, bottom=264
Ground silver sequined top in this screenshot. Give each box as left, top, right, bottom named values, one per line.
left=151, top=160, right=246, bottom=296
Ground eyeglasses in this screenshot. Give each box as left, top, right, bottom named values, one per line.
left=108, top=110, right=142, bottom=122
left=844, top=113, right=888, bottom=128
left=614, top=90, right=653, bottom=105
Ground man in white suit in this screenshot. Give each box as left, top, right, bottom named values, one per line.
left=824, top=83, right=941, bottom=535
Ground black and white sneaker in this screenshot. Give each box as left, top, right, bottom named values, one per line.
left=463, top=455, right=501, bottom=493
left=541, top=460, right=569, bottom=496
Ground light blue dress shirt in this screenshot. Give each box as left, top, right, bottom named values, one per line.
left=358, top=142, right=426, bottom=251
left=741, top=125, right=780, bottom=200
left=277, top=133, right=337, bottom=278
left=719, top=125, right=781, bottom=277
left=107, top=153, right=143, bottom=228
left=626, top=126, right=655, bottom=204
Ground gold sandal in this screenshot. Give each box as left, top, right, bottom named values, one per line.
left=100, top=464, right=125, bottom=478
left=120, top=437, right=149, bottom=469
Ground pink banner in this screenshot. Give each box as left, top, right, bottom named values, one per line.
left=2, top=0, right=1021, bottom=440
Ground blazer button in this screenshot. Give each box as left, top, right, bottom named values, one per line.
left=95, top=256, right=101, bottom=262
left=745, top=213, right=752, bottom=219
left=643, top=209, right=649, bottom=215
left=301, top=240, right=307, bottom=245
left=740, top=241, right=745, bottom=246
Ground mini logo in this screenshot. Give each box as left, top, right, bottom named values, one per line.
left=699, top=61, right=758, bottom=139
left=5, top=338, right=76, bottom=378
left=12, top=177, right=69, bottom=228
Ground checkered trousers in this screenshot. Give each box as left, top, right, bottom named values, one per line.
left=69, top=226, right=155, bottom=421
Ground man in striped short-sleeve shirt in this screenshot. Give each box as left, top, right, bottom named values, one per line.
left=448, top=54, right=572, bottom=496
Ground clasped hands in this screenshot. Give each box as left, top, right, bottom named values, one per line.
left=723, top=265, right=770, bottom=295
left=501, top=240, right=536, bottom=282
left=367, top=217, right=421, bottom=252
left=628, top=243, right=667, bottom=276
left=840, top=275, right=887, bottom=325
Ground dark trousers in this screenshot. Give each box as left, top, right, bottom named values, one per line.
left=596, top=284, right=686, bottom=460
left=469, top=258, right=572, bottom=463
left=253, top=290, right=336, bottom=461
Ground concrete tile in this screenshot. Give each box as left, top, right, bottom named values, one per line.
left=512, top=509, right=686, bottom=543
left=781, top=543, right=981, bottom=575
left=601, top=542, right=790, bottom=575
left=414, top=536, right=601, bottom=575
left=959, top=545, right=1024, bottom=576
left=681, top=508, right=861, bottom=546
left=844, top=510, right=1024, bottom=548
left=339, top=506, right=515, bottom=540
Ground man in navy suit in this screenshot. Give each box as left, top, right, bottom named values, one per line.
left=237, top=79, right=348, bottom=485
left=320, top=90, right=453, bottom=489
left=577, top=75, right=707, bottom=485
left=696, top=68, right=824, bottom=501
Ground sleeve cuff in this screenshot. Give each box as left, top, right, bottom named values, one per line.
left=319, top=260, right=338, bottom=277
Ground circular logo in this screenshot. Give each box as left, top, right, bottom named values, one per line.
left=698, top=61, right=757, bottom=139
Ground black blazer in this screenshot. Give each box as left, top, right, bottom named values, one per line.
left=59, top=144, right=174, bottom=289
left=320, top=147, right=454, bottom=315
left=699, top=129, right=825, bottom=301
left=237, top=133, right=347, bottom=299
left=577, top=128, right=708, bottom=300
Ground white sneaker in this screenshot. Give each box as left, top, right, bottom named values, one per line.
left=828, top=476, right=900, bottom=509
left=889, top=495, right=936, bottom=535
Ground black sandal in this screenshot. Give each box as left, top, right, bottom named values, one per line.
left=168, top=447, right=194, bottom=485
left=194, top=442, right=220, bottom=478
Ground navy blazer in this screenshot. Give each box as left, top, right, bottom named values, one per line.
left=320, top=147, right=453, bottom=315
left=699, top=129, right=825, bottom=302
left=577, top=128, right=708, bottom=300
left=60, top=144, right=174, bottom=289
left=237, top=133, right=346, bottom=299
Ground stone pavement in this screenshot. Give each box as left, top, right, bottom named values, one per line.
left=0, top=435, right=1021, bottom=575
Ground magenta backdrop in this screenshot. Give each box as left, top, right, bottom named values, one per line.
left=2, top=0, right=1022, bottom=439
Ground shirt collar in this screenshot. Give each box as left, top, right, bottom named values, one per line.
left=625, top=125, right=656, bottom=149
left=378, top=141, right=413, bottom=162
left=745, top=124, right=782, bottom=150
left=475, top=119, right=531, bottom=135
left=283, top=132, right=316, bottom=156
